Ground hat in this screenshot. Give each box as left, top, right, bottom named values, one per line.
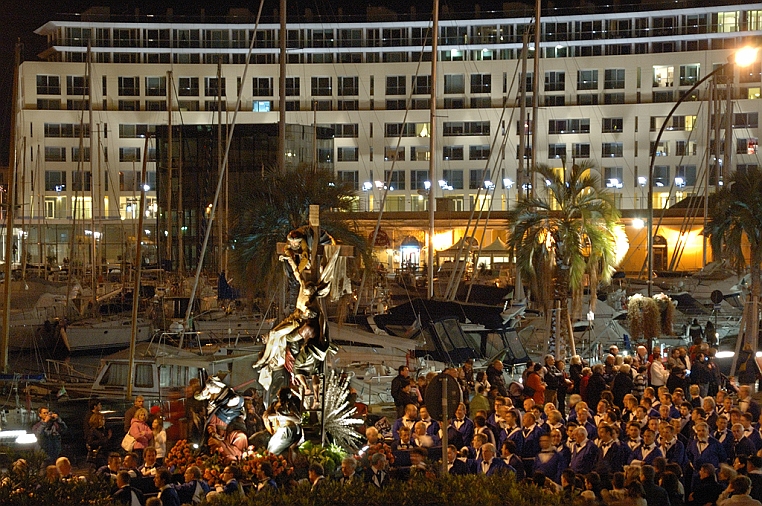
left=150, top=405, right=161, bottom=415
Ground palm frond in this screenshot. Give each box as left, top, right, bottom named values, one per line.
left=228, top=168, right=371, bottom=297
left=506, top=160, right=623, bottom=311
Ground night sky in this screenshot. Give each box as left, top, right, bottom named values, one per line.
left=0, top=0, right=594, bottom=166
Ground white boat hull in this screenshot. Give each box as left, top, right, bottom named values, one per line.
left=193, top=314, right=274, bottom=337
left=64, top=319, right=152, bottom=351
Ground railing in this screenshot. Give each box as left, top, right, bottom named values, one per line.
left=45, top=359, right=98, bottom=384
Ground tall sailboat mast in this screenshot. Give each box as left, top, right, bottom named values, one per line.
left=530, top=0, right=541, bottom=198
left=1, top=41, right=21, bottom=372
left=517, top=32, right=529, bottom=198
left=217, top=61, right=223, bottom=272
left=278, top=0, right=287, bottom=174
left=167, top=71, right=173, bottom=271
left=88, top=45, right=97, bottom=303
left=427, top=0, right=439, bottom=299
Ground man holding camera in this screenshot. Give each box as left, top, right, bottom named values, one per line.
left=32, top=406, right=68, bottom=464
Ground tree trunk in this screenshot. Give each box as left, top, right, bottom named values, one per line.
left=749, top=260, right=761, bottom=352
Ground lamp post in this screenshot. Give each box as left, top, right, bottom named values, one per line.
left=503, top=177, right=514, bottom=210
left=647, top=47, right=758, bottom=296
left=638, top=176, right=647, bottom=210
left=586, top=309, right=595, bottom=364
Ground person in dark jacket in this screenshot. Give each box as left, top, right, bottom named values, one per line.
left=543, top=355, right=563, bottom=407
left=112, top=471, right=145, bottom=506
left=391, top=365, right=411, bottom=417
left=667, top=366, right=689, bottom=394
left=639, top=464, right=671, bottom=506
left=611, top=364, right=634, bottom=409
left=86, top=413, right=111, bottom=469
left=660, top=471, right=684, bottom=506
left=155, top=468, right=181, bottom=506
left=32, top=406, right=68, bottom=465
left=689, top=318, right=704, bottom=342
left=586, top=364, right=608, bottom=411
left=569, top=356, right=583, bottom=396
left=746, top=456, right=762, bottom=503
left=487, top=360, right=508, bottom=397
left=171, top=465, right=210, bottom=504
left=688, top=463, right=724, bottom=506
left=691, top=353, right=712, bottom=398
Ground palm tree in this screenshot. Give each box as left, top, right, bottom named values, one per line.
left=705, top=167, right=762, bottom=368
left=228, top=166, right=370, bottom=302
left=506, top=161, right=626, bottom=358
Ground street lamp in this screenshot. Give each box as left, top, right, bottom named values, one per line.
left=586, top=310, right=595, bottom=364
left=503, top=177, right=514, bottom=210
left=638, top=176, right=647, bottom=209
left=647, top=47, right=758, bottom=296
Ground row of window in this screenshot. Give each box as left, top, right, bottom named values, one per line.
left=337, top=167, right=680, bottom=192
left=49, top=38, right=737, bottom=65
left=337, top=143, right=626, bottom=161
left=43, top=64, right=757, bottom=101
left=341, top=135, right=750, bottom=163
left=35, top=86, right=762, bottom=113
left=54, top=12, right=762, bottom=51
left=42, top=170, right=156, bottom=192
left=53, top=35, right=750, bottom=65
left=338, top=163, right=737, bottom=193
left=44, top=146, right=150, bottom=163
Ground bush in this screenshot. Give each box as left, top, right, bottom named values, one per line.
left=204, top=474, right=569, bottom=506
left=0, top=464, right=572, bottom=505
left=0, top=475, right=112, bottom=506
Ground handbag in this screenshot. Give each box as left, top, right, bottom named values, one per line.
left=86, top=445, right=99, bottom=464
left=121, top=433, right=136, bottom=452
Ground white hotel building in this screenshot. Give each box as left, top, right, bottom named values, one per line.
left=13, top=1, right=762, bottom=273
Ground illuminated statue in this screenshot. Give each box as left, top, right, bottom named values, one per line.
left=195, top=376, right=247, bottom=461
left=254, top=231, right=342, bottom=408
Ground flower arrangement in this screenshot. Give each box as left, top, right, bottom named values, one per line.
left=200, top=454, right=226, bottom=486
left=163, top=439, right=295, bottom=486
left=627, top=294, right=661, bottom=342
left=164, top=439, right=204, bottom=473
left=653, top=292, right=675, bottom=336
left=354, top=442, right=395, bottom=469
left=239, top=450, right=293, bottom=481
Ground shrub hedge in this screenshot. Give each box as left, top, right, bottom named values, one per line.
left=0, top=471, right=577, bottom=506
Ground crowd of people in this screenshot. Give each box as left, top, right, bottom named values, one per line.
left=385, top=340, right=762, bottom=506
left=15, top=333, right=762, bottom=506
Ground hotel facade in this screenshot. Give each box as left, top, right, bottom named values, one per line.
left=13, top=1, right=762, bottom=275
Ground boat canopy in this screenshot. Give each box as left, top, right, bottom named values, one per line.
left=374, top=298, right=509, bottom=331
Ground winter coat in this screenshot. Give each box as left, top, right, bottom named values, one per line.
left=129, top=418, right=153, bottom=450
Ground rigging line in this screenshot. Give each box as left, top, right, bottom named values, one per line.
left=445, top=55, right=523, bottom=301
left=670, top=134, right=709, bottom=266
left=184, top=0, right=267, bottom=330
left=66, top=55, right=91, bottom=301
left=353, top=22, right=434, bottom=319
left=638, top=93, right=712, bottom=277
left=449, top=119, right=510, bottom=301
left=674, top=95, right=750, bottom=269
left=667, top=103, right=706, bottom=271
left=465, top=98, right=521, bottom=303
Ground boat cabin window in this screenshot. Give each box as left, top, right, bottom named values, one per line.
left=99, top=363, right=153, bottom=389
left=135, top=364, right=154, bottom=388
left=462, top=331, right=483, bottom=354
left=485, top=332, right=504, bottom=359
left=431, top=319, right=471, bottom=352
left=100, top=363, right=128, bottom=387
left=160, top=365, right=200, bottom=388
